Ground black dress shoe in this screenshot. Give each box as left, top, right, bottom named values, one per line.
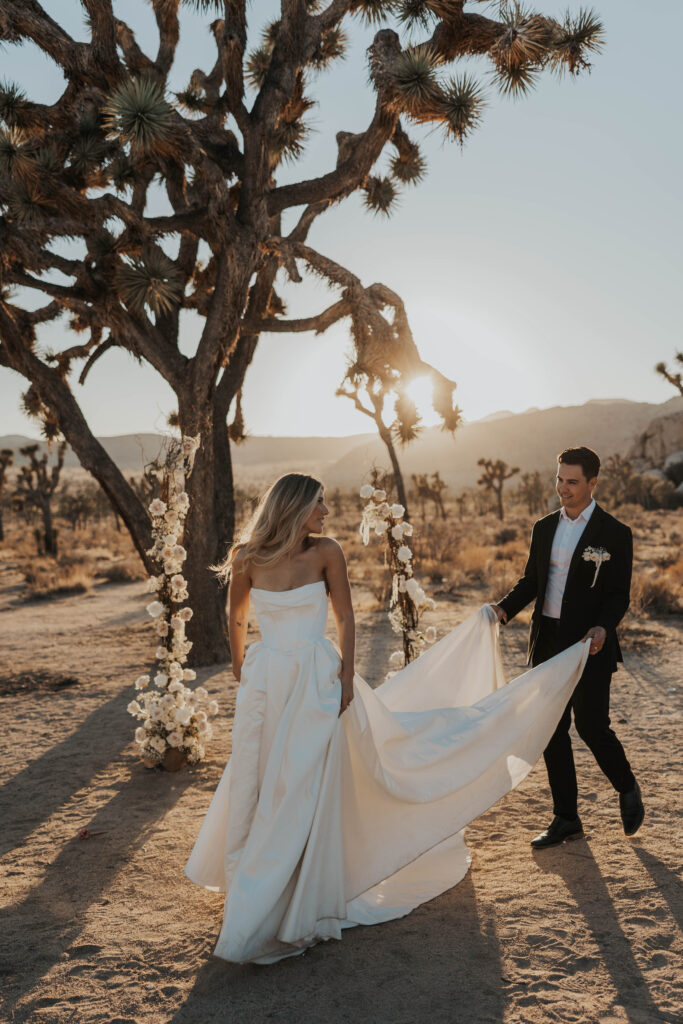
left=620, top=781, right=644, bottom=836
left=530, top=815, right=583, bottom=849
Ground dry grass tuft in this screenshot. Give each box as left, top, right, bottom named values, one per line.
left=22, top=559, right=94, bottom=601
left=630, top=571, right=682, bottom=617
left=100, top=558, right=147, bottom=583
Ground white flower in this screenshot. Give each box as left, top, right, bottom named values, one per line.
left=197, top=719, right=210, bottom=735
left=154, top=620, right=169, bottom=637
left=359, top=484, right=374, bottom=498
left=161, top=693, right=176, bottom=710
left=134, top=727, right=147, bottom=744
left=148, top=498, right=167, bottom=516
left=175, top=707, right=193, bottom=726
left=150, top=705, right=164, bottom=722
left=397, top=545, right=412, bottom=563
left=171, top=544, right=187, bottom=562
left=389, top=650, right=403, bottom=666
left=374, top=521, right=389, bottom=535
left=134, top=674, right=149, bottom=690
left=414, top=588, right=426, bottom=605
left=168, top=661, right=184, bottom=678
left=183, top=668, right=197, bottom=682
left=425, top=626, right=437, bottom=643
left=178, top=606, right=193, bottom=622
left=376, top=502, right=390, bottom=516
left=397, top=574, right=407, bottom=593
left=155, top=645, right=167, bottom=661
left=163, top=534, right=178, bottom=546
left=373, top=489, right=386, bottom=501
left=146, top=600, right=164, bottom=619
left=150, top=735, right=166, bottom=754
left=170, top=615, right=184, bottom=631
left=425, top=598, right=437, bottom=610
left=391, top=523, right=405, bottom=541
left=405, top=577, right=420, bottom=598
left=167, top=730, right=184, bottom=748
left=175, top=493, right=190, bottom=513
left=402, top=522, right=414, bottom=537
left=390, top=503, right=405, bottom=519
left=127, top=700, right=142, bottom=715
left=154, top=671, right=168, bottom=689
left=170, top=573, right=186, bottom=589
left=195, top=710, right=207, bottom=724
left=195, top=686, right=209, bottom=700
left=208, top=700, right=219, bottom=716
left=168, top=680, right=184, bottom=694
left=146, top=575, right=163, bottom=593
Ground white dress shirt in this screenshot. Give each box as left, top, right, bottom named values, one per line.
left=542, top=499, right=596, bottom=618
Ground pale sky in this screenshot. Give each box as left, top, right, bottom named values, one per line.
left=1, top=0, right=681, bottom=439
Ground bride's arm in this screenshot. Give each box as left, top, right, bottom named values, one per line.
left=228, top=557, right=251, bottom=683
left=323, top=539, right=355, bottom=716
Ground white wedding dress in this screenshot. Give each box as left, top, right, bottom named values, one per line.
left=185, top=581, right=589, bottom=964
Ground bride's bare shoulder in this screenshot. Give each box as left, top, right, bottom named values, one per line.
left=312, top=536, right=346, bottom=564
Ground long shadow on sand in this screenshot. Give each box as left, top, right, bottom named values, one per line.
left=0, top=767, right=194, bottom=1023
left=0, top=690, right=135, bottom=860
left=631, top=844, right=683, bottom=932
left=167, top=872, right=504, bottom=1024
left=536, top=841, right=670, bottom=1023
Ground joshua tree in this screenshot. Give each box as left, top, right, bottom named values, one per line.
left=656, top=354, right=683, bottom=397
left=0, top=448, right=13, bottom=541
left=477, top=456, right=519, bottom=521
left=0, top=1, right=604, bottom=662
left=517, top=469, right=546, bottom=515
left=411, top=470, right=447, bottom=519
left=15, top=440, right=66, bottom=554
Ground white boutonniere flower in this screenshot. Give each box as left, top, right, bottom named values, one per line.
left=582, top=546, right=611, bottom=588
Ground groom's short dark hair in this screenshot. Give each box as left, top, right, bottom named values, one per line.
left=558, top=446, right=600, bottom=481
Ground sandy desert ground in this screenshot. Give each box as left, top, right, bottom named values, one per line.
left=1, top=510, right=682, bottom=1024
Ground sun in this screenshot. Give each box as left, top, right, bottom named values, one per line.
left=403, top=375, right=439, bottom=425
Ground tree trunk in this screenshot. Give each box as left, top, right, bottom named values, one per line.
left=42, top=499, right=57, bottom=555
left=377, top=422, right=410, bottom=517
left=496, top=486, right=504, bottom=521
left=0, top=510, right=4, bottom=542
left=180, top=417, right=232, bottom=666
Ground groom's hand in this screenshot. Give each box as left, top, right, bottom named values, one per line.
left=582, top=626, right=607, bottom=655
left=490, top=604, right=508, bottom=625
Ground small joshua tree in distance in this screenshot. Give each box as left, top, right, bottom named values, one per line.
left=477, top=457, right=520, bottom=522
left=656, top=354, right=683, bottom=397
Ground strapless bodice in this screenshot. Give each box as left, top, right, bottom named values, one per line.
left=249, top=580, right=328, bottom=653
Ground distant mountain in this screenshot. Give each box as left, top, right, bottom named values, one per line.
left=2, top=398, right=681, bottom=491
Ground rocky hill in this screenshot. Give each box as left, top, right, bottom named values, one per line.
left=2, top=397, right=681, bottom=492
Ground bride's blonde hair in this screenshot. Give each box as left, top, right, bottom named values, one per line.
left=214, top=473, right=323, bottom=584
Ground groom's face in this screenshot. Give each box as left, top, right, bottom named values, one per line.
left=556, top=463, right=597, bottom=513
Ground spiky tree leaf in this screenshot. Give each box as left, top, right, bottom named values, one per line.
left=350, top=0, right=396, bottom=25
left=0, top=80, right=27, bottom=128
left=103, top=77, right=175, bottom=155
left=493, top=61, right=539, bottom=97
left=245, top=47, right=272, bottom=90
left=393, top=391, right=421, bottom=444
left=389, top=44, right=443, bottom=114
left=439, top=74, right=486, bottom=144
left=550, top=7, right=605, bottom=74
left=395, top=0, right=435, bottom=30
left=390, top=148, right=426, bottom=184
left=363, top=175, right=399, bottom=217
left=0, top=126, right=25, bottom=178
left=271, top=116, right=310, bottom=165
left=115, top=247, right=183, bottom=316
left=310, top=27, right=348, bottom=70
left=492, top=6, right=551, bottom=68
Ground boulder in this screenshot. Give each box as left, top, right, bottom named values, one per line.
left=630, top=411, right=683, bottom=466
left=663, top=449, right=683, bottom=485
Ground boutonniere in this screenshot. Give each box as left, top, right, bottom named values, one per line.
left=582, top=546, right=611, bottom=588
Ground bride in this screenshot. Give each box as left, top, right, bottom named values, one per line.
left=185, top=473, right=589, bottom=964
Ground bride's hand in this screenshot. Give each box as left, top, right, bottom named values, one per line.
left=339, top=676, right=354, bottom=716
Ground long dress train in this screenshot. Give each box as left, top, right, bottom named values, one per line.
left=185, top=581, right=589, bottom=964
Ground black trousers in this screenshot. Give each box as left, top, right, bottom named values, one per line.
left=532, top=616, right=636, bottom=820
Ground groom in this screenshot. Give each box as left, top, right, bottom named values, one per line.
left=492, top=446, right=644, bottom=847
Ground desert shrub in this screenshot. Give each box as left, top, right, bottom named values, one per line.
left=493, top=527, right=517, bottom=545
left=100, top=558, right=147, bottom=583
left=453, top=544, right=491, bottom=579
left=22, top=560, right=94, bottom=600
left=487, top=559, right=519, bottom=597
left=630, top=571, right=682, bottom=617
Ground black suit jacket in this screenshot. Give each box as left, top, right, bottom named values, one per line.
left=498, top=503, right=633, bottom=670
